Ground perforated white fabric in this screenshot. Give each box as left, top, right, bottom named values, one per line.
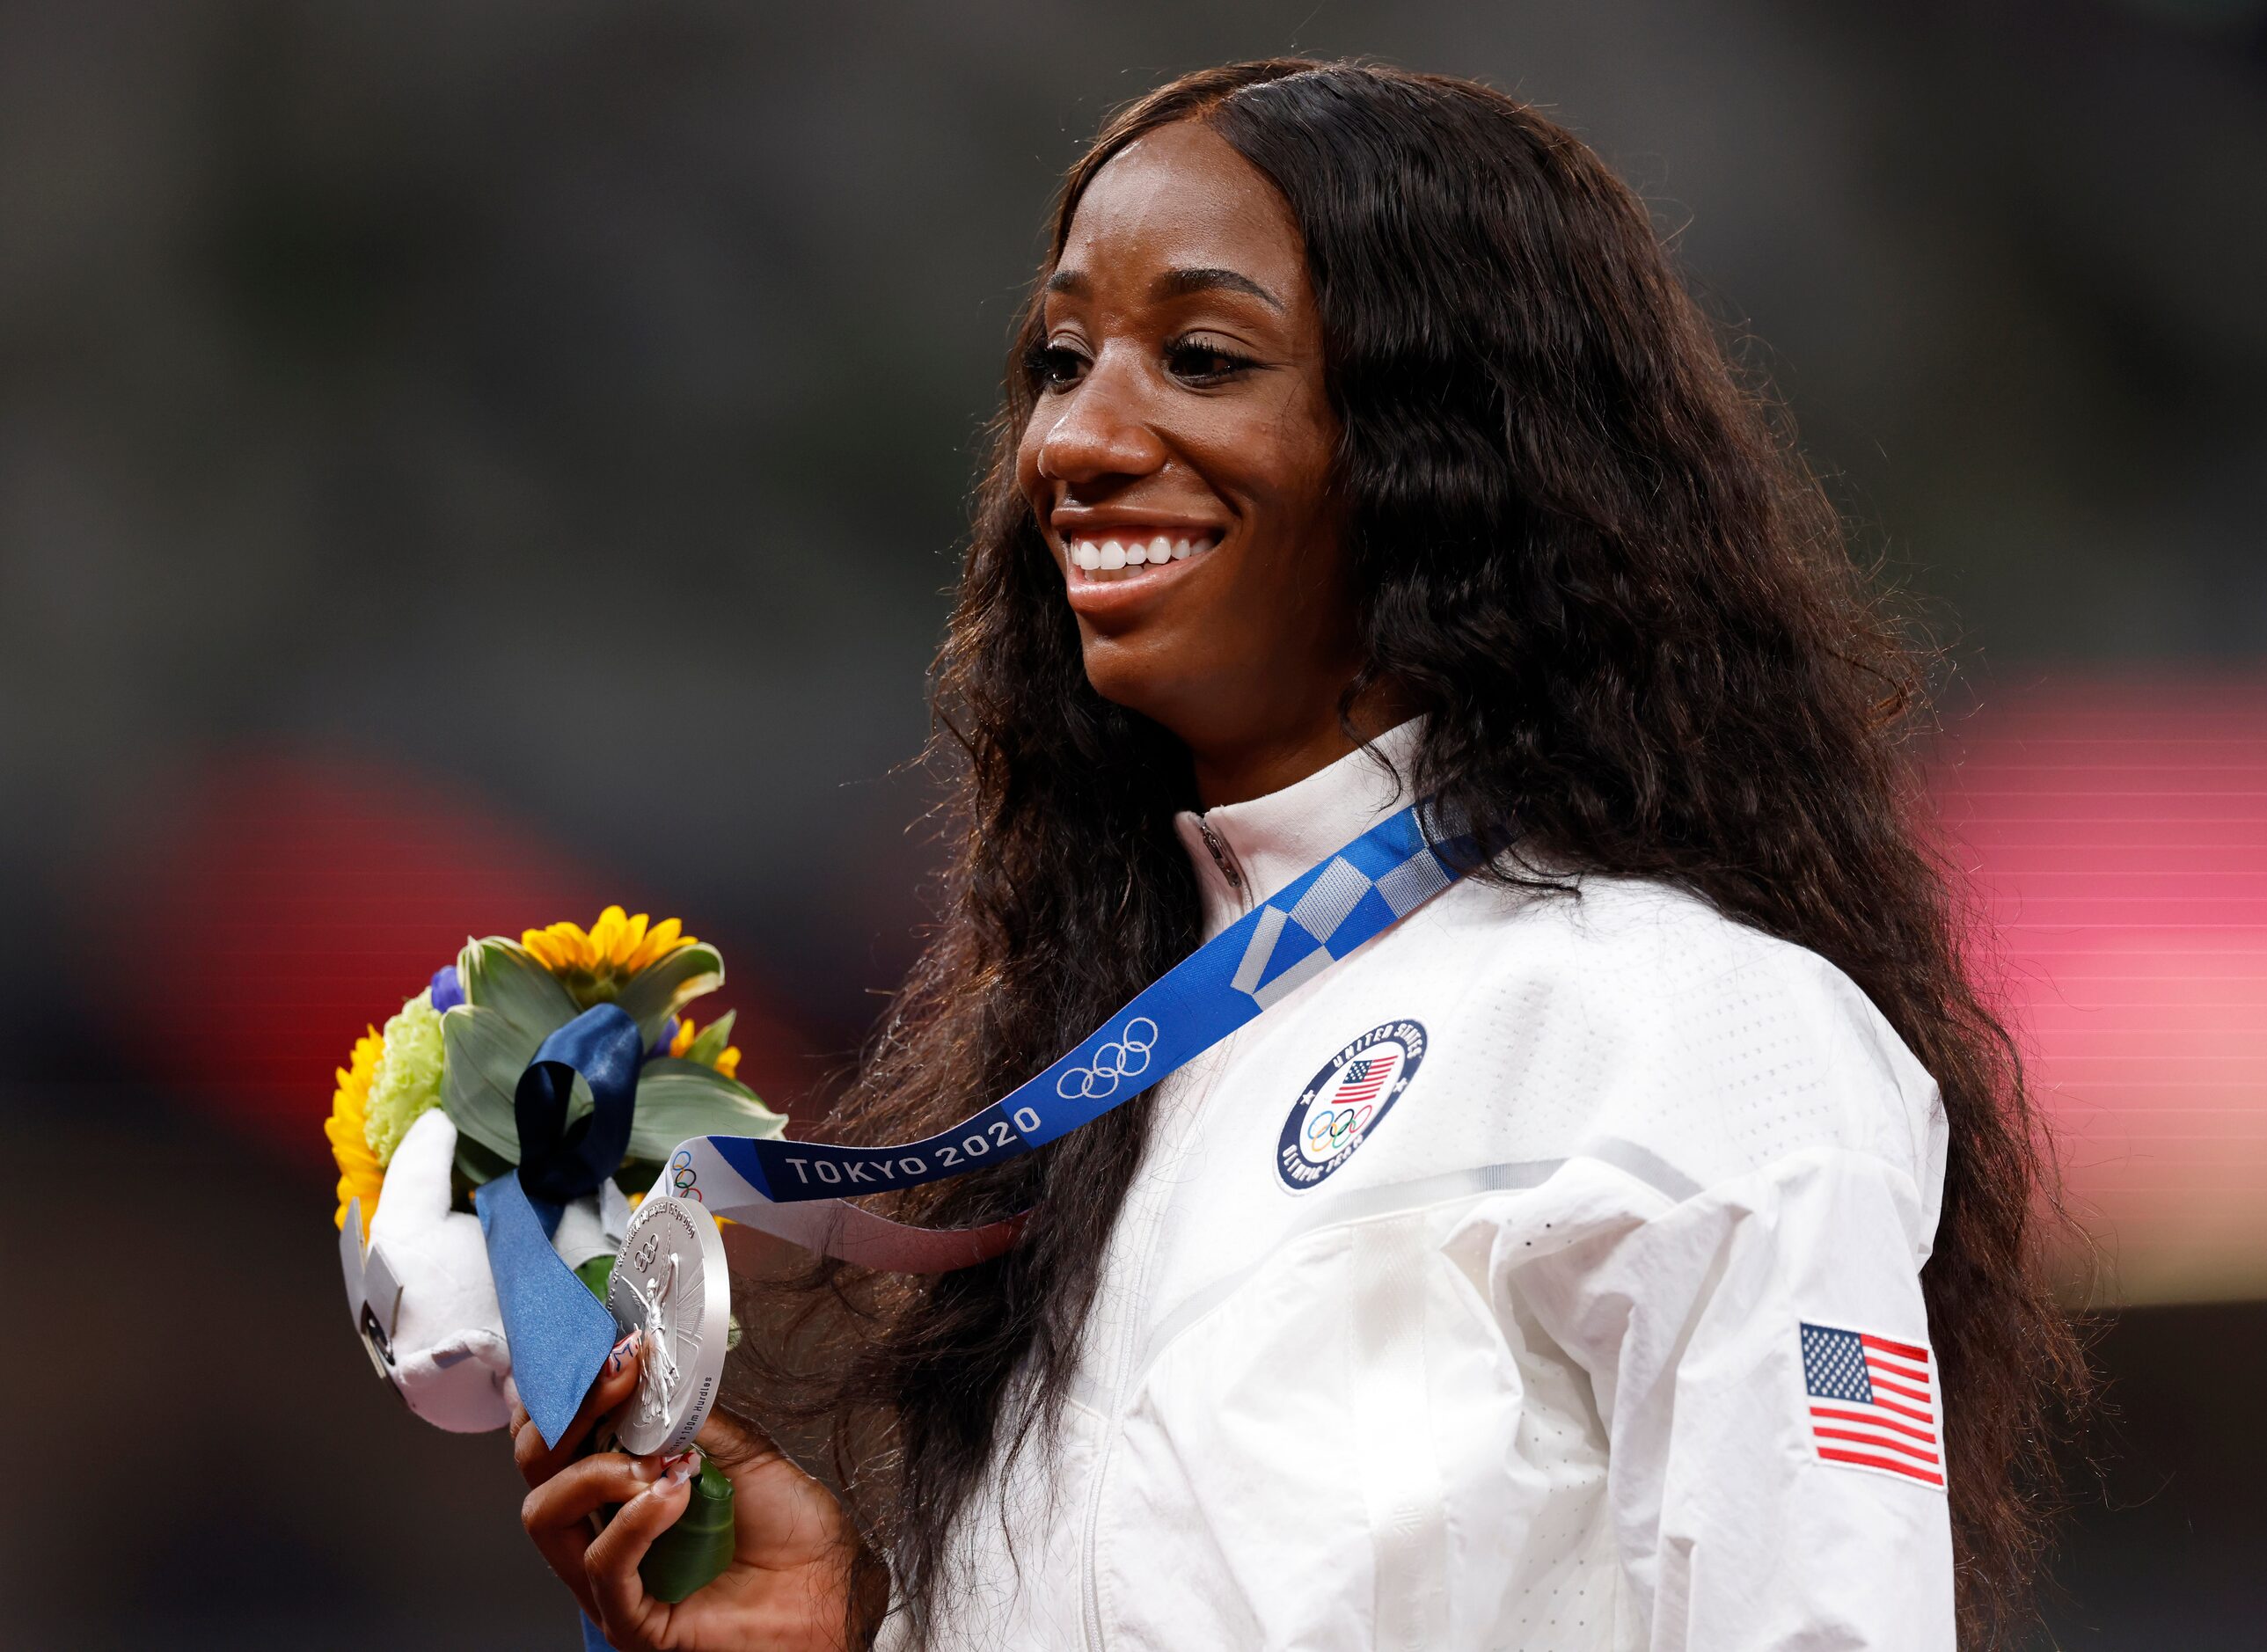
left=881, top=724, right=1955, bottom=1651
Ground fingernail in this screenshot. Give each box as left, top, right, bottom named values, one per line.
left=662, top=1449, right=700, bottom=1487
left=607, top=1328, right=640, bottom=1373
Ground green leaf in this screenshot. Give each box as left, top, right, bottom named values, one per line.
left=614, top=944, right=725, bottom=1045
left=451, top=1132, right=514, bottom=1202
left=574, top=1254, right=615, bottom=1301
left=457, top=937, right=580, bottom=1042
left=628, top=1056, right=784, bottom=1162
left=440, top=1003, right=542, bottom=1162
left=684, top=1009, right=735, bottom=1068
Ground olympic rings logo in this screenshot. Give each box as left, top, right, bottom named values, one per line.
left=1276, top=1021, right=1427, bottom=1192
left=1304, top=1101, right=1372, bottom=1153
left=669, top=1147, right=703, bottom=1202
left=1056, top=1016, right=1159, bottom=1100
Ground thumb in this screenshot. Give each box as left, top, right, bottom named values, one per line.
left=369, top=1107, right=461, bottom=1238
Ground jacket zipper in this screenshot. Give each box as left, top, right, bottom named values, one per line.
left=1196, top=816, right=1244, bottom=892
left=1080, top=834, right=1251, bottom=1651
left=1078, top=1038, right=1244, bottom=1652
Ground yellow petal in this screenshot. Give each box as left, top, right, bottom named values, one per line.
left=715, top=1046, right=741, bottom=1080
left=628, top=916, right=692, bottom=972
left=545, top=920, right=598, bottom=969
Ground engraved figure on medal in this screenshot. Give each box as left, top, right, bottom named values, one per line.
left=606, top=1195, right=731, bottom=1456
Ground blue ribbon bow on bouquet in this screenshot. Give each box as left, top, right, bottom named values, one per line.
left=476, top=1004, right=646, bottom=1448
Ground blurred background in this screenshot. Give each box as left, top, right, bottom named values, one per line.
left=1, top=1, right=2260, bottom=1645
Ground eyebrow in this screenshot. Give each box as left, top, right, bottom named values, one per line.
left=1044, top=265, right=1285, bottom=312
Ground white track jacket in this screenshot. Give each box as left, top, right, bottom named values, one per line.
left=889, top=721, right=1955, bottom=1650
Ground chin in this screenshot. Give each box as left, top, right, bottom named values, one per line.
left=1074, top=637, right=1189, bottom=729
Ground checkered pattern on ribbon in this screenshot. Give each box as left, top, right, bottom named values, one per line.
left=1230, top=844, right=1449, bottom=1010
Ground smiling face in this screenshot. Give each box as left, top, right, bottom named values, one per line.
left=1017, top=120, right=1365, bottom=806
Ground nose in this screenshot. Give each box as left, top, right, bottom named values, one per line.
left=1035, top=356, right=1167, bottom=487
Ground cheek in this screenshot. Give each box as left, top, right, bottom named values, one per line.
left=1218, top=426, right=1337, bottom=561
left=1225, top=384, right=1336, bottom=513
left=1283, top=394, right=1342, bottom=515
left=1224, top=416, right=1343, bottom=612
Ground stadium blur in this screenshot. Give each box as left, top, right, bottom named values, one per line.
left=1, top=3, right=2259, bottom=1646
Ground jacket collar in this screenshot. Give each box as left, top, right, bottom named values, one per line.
left=1172, top=719, right=1425, bottom=942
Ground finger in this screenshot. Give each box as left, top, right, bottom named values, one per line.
left=519, top=1449, right=680, bottom=1622
left=586, top=1450, right=703, bottom=1644
left=692, top=1403, right=777, bottom=1469
left=516, top=1328, right=645, bottom=1487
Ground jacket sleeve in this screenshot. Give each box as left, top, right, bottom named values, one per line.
left=1453, top=954, right=1956, bottom=1649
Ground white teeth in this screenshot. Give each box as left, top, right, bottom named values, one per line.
left=1064, top=531, right=1219, bottom=581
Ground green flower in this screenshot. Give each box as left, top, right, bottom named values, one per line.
left=364, top=987, right=447, bottom=1166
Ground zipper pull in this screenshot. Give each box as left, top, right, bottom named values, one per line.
left=1196, top=817, right=1244, bottom=892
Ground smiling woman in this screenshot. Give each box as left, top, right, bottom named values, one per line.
left=1018, top=121, right=1378, bottom=807
left=512, top=59, right=2084, bottom=1652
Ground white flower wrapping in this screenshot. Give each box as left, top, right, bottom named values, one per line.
left=339, top=1108, right=625, bottom=1431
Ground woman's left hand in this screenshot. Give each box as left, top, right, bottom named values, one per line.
left=510, top=1334, right=871, bottom=1651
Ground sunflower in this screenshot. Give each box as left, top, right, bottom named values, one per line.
left=669, top=1012, right=742, bottom=1080
left=521, top=905, right=696, bottom=999
left=327, top=1027, right=386, bottom=1236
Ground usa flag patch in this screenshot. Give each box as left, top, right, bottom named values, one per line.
left=1799, top=1322, right=1944, bottom=1490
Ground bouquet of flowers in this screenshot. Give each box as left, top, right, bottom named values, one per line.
left=329, top=906, right=782, bottom=1434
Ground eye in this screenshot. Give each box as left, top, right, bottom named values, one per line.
left=1164, top=336, right=1256, bottom=384
left=1025, top=341, right=1087, bottom=391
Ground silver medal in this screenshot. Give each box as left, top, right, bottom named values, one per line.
left=606, top=1195, right=731, bottom=1456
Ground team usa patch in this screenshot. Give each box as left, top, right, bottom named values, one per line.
left=1800, top=1321, right=1945, bottom=1490
left=1276, top=1019, right=1426, bottom=1190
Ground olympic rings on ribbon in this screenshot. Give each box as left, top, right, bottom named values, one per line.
left=669, top=1147, right=703, bottom=1202
left=1056, top=1016, right=1159, bottom=1100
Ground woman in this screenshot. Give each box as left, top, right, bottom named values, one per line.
left=513, top=59, right=2083, bottom=1650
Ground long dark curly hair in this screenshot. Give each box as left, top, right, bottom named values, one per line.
left=732, top=58, right=2087, bottom=1648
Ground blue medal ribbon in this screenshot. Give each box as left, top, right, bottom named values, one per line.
left=477, top=1004, right=644, bottom=1448
left=700, top=801, right=1458, bottom=1205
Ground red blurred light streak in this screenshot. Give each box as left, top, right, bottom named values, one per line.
left=1934, top=679, right=2267, bottom=1305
